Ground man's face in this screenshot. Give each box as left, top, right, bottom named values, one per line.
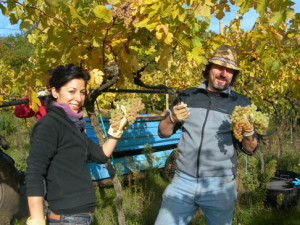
left=207, top=64, right=234, bottom=92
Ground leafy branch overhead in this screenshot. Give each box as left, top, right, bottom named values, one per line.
left=0, top=0, right=298, bottom=118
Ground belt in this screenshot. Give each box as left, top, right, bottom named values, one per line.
left=49, top=211, right=93, bottom=221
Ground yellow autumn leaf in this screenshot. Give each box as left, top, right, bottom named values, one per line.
left=172, top=6, right=179, bottom=19
left=156, top=24, right=173, bottom=45
left=200, top=4, right=212, bottom=18
left=178, top=9, right=186, bottom=22
left=144, top=0, right=159, bottom=4
left=135, top=17, right=151, bottom=28
left=158, top=45, right=173, bottom=71
left=93, top=5, right=112, bottom=23
left=92, top=38, right=101, bottom=48
left=164, top=32, right=173, bottom=45
left=29, top=91, right=42, bottom=113
left=88, top=69, right=104, bottom=90
left=187, top=47, right=206, bottom=64
left=156, top=29, right=163, bottom=40
left=107, top=0, right=121, bottom=5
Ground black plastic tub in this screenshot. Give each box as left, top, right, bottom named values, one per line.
left=266, top=170, right=300, bottom=209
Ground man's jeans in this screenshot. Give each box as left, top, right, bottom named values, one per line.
left=155, top=170, right=237, bottom=225
left=47, top=211, right=94, bottom=225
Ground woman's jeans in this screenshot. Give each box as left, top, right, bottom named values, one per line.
left=47, top=210, right=94, bottom=225
left=155, top=170, right=237, bottom=225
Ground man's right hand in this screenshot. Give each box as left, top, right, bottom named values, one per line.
left=169, top=102, right=190, bottom=123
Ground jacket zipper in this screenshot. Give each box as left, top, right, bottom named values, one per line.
left=196, top=93, right=212, bottom=177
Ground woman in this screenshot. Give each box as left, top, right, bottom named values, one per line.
left=26, top=64, right=127, bottom=225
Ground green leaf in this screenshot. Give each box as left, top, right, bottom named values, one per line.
left=0, top=4, right=8, bottom=16
left=214, top=6, right=225, bottom=20
left=162, top=5, right=172, bottom=18
left=15, top=5, right=23, bottom=19
left=237, top=0, right=250, bottom=14
left=93, top=5, right=112, bottom=23
left=45, top=0, right=61, bottom=8
left=187, top=46, right=206, bottom=64
left=270, top=11, right=282, bottom=24
left=263, top=57, right=274, bottom=69
left=192, top=22, right=199, bottom=33
left=271, top=61, right=280, bottom=71
left=9, top=13, right=18, bottom=25
left=20, top=19, right=33, bottom=30
left=256, top=0, right=267, bottom=17
left=192, top=36, right=202, bottom=47
left=78, top=17, right=89, bottom=27
left=64, top=2, right=89, bottom=26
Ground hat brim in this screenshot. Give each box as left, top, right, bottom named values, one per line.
left=209, top=59, right=242, bottom=71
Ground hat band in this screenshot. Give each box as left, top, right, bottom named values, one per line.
left=210, top=56, right=237, bottom=66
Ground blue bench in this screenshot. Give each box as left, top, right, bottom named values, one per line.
left=84, top=116, right=181, bottom=180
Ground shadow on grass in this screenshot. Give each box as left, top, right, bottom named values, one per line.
left=11, top=184, right=29, bottom=225
left=248, top=206, right=300, bottom=225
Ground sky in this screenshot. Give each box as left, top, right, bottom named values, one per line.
left=0, top=2, right=299, bottom=37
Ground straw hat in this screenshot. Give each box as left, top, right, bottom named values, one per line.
left=208, top=45, right=242, bottom=71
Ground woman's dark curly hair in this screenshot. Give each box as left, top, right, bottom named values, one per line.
left=202, top=63, right=240, bottom=86
left=45, top=64, right=90, bottom=108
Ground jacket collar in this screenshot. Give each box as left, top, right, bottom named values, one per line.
left=48, top=105, right=85, bottom=139
left=197, top=81, right=233, bottom=96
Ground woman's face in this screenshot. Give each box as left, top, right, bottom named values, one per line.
left=52, top=78, right=86, bottom=113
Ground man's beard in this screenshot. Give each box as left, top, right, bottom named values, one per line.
left=211, top=78, right=230, bottom=91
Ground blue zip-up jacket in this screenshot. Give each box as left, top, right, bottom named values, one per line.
left=166, top=82, right=257, bottom=178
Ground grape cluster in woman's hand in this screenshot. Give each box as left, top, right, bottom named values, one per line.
left=109, top=98, right=145, bottom=132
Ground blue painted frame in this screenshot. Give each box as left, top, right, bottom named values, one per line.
left=84, top=117, right=181, bottom=180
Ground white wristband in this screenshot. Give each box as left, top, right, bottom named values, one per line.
left=243, top=130, right=254, bottom=137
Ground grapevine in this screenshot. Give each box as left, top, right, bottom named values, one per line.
left=109, top=98, right=145, bottom=132
left=230, top=104, right=269, bottom=142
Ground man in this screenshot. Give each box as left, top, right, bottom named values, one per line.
left=155, top=45, right=258, bottom=225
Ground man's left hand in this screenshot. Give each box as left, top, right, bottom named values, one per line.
left=242, top=113, right=255, bottom=137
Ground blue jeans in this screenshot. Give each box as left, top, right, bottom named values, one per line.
left=47, top=211, right=94, bottom=225
left=155, top=170, right=237, bottom=225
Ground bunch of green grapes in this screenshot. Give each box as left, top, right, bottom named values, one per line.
left=110, top=98, right=145, bottom=131
left=112, top=1, right=133, bottom=28
left=230, top=104, right=269, bottom=142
